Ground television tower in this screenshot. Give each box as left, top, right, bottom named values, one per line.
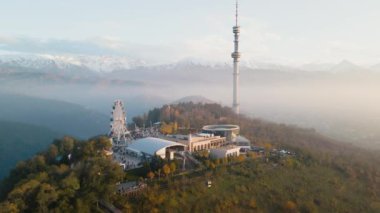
left=231, top=0, right=241, bottom=114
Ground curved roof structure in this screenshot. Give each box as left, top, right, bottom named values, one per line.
left=202, top=124, right=239, bottom=131
left=236, top=135, right=250, bottom=143
left=128, top=137, right=186, bottom=156
left=202, top=124, right=240, bottom=142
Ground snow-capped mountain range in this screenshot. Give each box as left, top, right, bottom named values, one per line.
left=300, top=60, right=367, bottom=73
left=0, top=54, right=146, bottom=73
left=0, top=53, right=379, bottom=73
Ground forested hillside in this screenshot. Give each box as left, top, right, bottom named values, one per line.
left=0, top=136, right=124, bottom=212
left=1, top=103, right=379, bottom=212
left=130, top=103, right=380, bottom=211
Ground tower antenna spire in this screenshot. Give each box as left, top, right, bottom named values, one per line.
left=231, top=0, right=241, bottom=114
left=235, top=0, right=239, bottom=26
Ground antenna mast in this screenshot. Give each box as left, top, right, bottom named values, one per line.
left=235, top=0, right=239, bottom=26
left=231, top=0, right=241, bottom=114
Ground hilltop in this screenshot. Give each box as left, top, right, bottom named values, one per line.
left=172, top=96, right=216, bottom=105
left=1, top=103, right=379, bottom=212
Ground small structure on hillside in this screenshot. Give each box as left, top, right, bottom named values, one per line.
left=210, top=145, right=240, bottom=159
left=116, top=181, right=147, bottom=196
left=207, top=180, right=212, bottom=188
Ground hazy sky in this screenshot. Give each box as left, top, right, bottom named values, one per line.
left=1, top=0, right=380, bottom=65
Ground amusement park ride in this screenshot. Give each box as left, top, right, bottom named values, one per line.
left=109, top=99, right=192, bottom=173
left=109, top=100, right=159, bottom=148
left=109, top=100, right=131, bottom=147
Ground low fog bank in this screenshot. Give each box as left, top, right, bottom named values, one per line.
left=240, top=83, right=380, bottom=150
left=1, top=66, right=379, bottom=150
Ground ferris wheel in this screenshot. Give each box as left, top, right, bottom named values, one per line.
left=109, top=100, right=131, bottom=146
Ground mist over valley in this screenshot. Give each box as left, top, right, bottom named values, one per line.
left=1, top=54, right=379, bottom=151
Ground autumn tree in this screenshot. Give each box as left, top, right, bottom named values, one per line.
left=162, top=164, right=171, bottom=177
left=283, top=201, right=297, bottom=213
left=169, top=162, right=176, bottom=175
left=47, top=144, right=58, bottom=161
left=0, top=136, right=124, bottom=212
left=0, top=201, right=19, bottom=213
left=249, top=198, right=257, bottom=209
left=147, top=171, right=155, bottom=180
left=160, top=122, right=173, bottom=134
left=237, top=155, right=245, bottom=163
left=61, top=136, right=75, bottom=153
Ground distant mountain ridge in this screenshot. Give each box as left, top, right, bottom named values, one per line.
left=0, top=53, right=378, bottom=74
left=0, top=54, right=146, bottom=73
left=0, top=93, right=109, bottom=138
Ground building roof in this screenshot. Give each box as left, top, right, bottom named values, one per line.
left=236, top=135, right=250, bottom=143
left=159, top=134, right=224, bottom=145
left=128, top=137, right=186, bottom=156
left=202, top=124, right=239, bottom=131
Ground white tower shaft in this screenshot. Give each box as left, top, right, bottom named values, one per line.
left=231, top=0, right=241, bottom=114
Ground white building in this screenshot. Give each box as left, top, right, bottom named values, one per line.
left=210, top=145, right=240, bottom=159
left=202, top=124, right=240, bottom=142
left=127, top=137, right=186, bottom=159
left=188, top=134, right=225, bottom=152
left=160, top=133, right=225, bottom=152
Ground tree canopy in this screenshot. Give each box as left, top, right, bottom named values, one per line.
left=1, top=103, right=380, bottom=212
left=0, top=136, right=123, bottom=212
